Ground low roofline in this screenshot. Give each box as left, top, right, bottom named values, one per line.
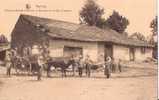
left=17, top=14, right=154, bottom=48
left=50, top=36, right=154, bottom=48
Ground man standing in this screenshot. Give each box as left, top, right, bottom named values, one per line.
left=78, top=55, right=84, bottom=77
left=37, top=55, right=44, bottom=80
left=111, top=58, right=117, bottom=73
left=104, top=56, right=112, bottom=78
left=46, top=55, right=52, bottom=77
left=5, top=50, right=12, bottom=77
left=10, top=48, right=17, bottom=70
left=70, top=55, right=76, bottom=76
left=85, top=55, right=92, bottom=77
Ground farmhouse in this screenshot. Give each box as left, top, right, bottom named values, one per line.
left=11, top=14, right=154, bottom=62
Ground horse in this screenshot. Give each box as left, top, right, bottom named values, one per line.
left=46, top=57, right=74, bottom=77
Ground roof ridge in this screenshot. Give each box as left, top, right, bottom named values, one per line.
left=20, top=14, right=79, bottom=26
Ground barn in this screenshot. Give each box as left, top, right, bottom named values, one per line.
left=11, top=14, right=154, bottom=62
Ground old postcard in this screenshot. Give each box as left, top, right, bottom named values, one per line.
left=0, top=0, right=157, bottom=100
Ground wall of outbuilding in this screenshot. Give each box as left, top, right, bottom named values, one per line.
left=113, top=45, right=130, bottom=61
left=97, top=43, right=105, bottom=63
left=113, top=45, right=153, bottom=61
left=135, top=47, right=153, bottom=61
left=49, top=39, right=153, bottom=62
left=49, top=39, right=98, bottom=62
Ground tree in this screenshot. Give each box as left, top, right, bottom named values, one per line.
left=129, top=32, right=146, bottom=41
left=150, top=16, right=157, bottom=36
left=150, top=16, right=158, bottom=59
left=96, top=18, right=106, bottom=28
left=105, top=11, right=129, bottom=33
left=79, top=0, right=104, bottom=26
left=149, top=16, right=158, bottom=44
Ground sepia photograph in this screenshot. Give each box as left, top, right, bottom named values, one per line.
left=0, top=0, right=157, bottom=100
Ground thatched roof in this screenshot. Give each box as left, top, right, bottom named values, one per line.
left=19, top=14, right=153, bottom=47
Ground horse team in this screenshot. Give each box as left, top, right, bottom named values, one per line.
left=4, top=48, right=122, bottom=80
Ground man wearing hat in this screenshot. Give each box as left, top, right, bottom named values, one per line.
left=5, top=50, right=12, bottom=76
left=37, top=55, right=44, bottom=80
left=78, top=55, right=84, bottom=77
left=85, top=55, right=92, bottom=77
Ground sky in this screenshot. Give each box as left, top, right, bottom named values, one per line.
left=0, top=0, right=157, bottom=41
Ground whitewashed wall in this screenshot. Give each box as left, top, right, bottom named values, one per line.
left=113, top=45, right=153, bottom=61
left=49, top=39, right=98, bottom=62
left=113, top=45, right=130, bottom=61
left=97, top=43, right=105, bottom=62
left=135, top=47, right=153, bottom=61
left=49, top=39, right=153, bottom=62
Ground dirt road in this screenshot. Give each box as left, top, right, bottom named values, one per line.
left=0, top=62, right=157, bottom=100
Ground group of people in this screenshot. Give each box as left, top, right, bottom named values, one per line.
left=4, top=46, right=123, bottom=80
left=4, top=45, right=49, bottom=80
left=70, top=54, right=92, bottom=78
left=104, top=56, right=122, bottom=78
left=70, top=54, right=122, bottom=78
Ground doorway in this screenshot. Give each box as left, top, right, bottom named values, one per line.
left=129, top=48, right=135, bottom=61
left=0, top=50, right=6, bottom=61
left=104, top=44, right=113, bottom=61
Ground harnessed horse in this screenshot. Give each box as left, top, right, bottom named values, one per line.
left=46, top=57, right=74, bottom=77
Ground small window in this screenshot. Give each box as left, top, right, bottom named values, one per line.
left=141, top=47, right=146, bottom=54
